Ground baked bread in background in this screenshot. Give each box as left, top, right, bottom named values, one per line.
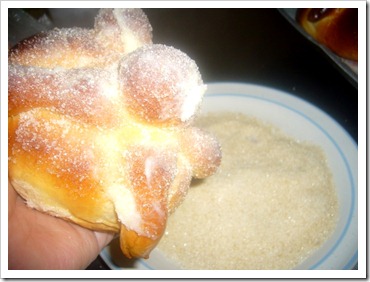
left=296, top=8, right=358, bottom=61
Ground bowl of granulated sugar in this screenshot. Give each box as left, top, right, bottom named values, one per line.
left=101, top=82, right=358, bottom=274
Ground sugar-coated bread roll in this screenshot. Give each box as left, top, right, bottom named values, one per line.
left=8, top=8, right=221, bottom=259
left=296, top=8, right=358, bottom=61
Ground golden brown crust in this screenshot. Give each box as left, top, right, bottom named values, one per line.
left=8, top=8, right=221, bottom=259
left=8, top=65, right=122, bottom=127
left=296, top=8, right=358, bottom=61
left=8, top=110, right=120, bottom=232
left=120, top=224, right=161, bottom=259
left=8, top=29, right=108, bottom=69
left=180, top=127, right=222, bottom=179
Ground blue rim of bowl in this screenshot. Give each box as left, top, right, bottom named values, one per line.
left=101, top=83, right=357, bottom=270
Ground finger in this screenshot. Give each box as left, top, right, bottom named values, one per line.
left=94, top=231, right=115, bottom=251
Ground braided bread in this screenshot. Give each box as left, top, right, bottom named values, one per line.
left=8, top=8, right=221, bottom=259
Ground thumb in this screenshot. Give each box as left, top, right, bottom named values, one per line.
left=94, top=231, right=115, bottom=251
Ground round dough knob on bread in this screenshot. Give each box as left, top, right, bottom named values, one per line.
left=119, top=44, right=206, bottom=125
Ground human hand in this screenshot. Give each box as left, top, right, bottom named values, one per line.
left=8, top=180, right=114, bottom=270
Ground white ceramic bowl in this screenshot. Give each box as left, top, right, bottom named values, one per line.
left=101, top=82, right=358, bottom=271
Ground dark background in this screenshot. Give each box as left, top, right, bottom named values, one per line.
left=9, top=8, right=358, bottom=270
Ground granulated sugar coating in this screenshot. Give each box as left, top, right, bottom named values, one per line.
left=157, top=112, right=338, bottom=270
left=119, top=44, right=205, bottom=125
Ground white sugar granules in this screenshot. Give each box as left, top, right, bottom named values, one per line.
left=157, top=112, right=338, bottom=270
